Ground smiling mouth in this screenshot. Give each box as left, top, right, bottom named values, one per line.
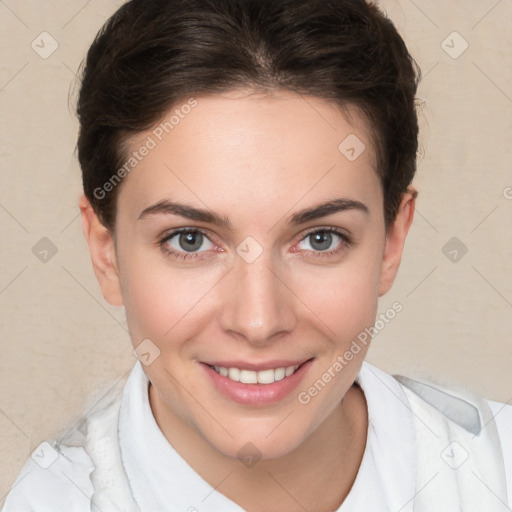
left=205, top=361, right=310, bottom=385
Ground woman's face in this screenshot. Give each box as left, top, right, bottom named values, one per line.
left=99, top=89, right=406, bottom=460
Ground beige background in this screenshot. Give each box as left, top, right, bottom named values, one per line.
left=1, top=0, right=511, bottom=502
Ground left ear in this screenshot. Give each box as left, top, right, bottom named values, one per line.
left=378, top=187, right=417, bottom=296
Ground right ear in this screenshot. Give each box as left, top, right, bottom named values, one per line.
left=79, top=194, right=123, bottom=307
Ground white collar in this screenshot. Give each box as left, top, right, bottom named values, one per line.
left=348, top=362, right=417, bottom=512
left=118, top=360, right=417, bottom=511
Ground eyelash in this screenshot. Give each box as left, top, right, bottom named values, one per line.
left=158, top=227, right=352, bottom=262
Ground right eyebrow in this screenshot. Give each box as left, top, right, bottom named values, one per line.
left=138, top=199, right=232, bottom=229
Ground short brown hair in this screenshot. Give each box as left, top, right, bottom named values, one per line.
left=76, top=0, right=421, bottom=231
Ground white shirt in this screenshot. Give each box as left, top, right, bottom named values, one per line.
left=3, top=360, right=511, bottom=511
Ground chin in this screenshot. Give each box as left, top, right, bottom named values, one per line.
left=194, top=409, right=318, bottom=463
left=209, top=428, right=307, bottom=463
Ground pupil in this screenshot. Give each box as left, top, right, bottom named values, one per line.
left=311, top=231, right=332, bottom=251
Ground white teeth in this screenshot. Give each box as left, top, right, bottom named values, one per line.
left=274, top=367, right=286, bottom=381
left=257, top=369, right=275, bottom=384
left=240, top=369, right=258, bottom=384
left=211, top=364, right=300, bottom=384
left=285, top=365, right=295, bottom=377
left=228, top=367, right=240, bottom=382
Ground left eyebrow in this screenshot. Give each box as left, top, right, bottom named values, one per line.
left=137, top=197, right=369, bottom=228
left=288, top=198, right=369, bottom=225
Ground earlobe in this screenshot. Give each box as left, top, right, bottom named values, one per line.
left=378, top=187, right=417, bottom=297
left=78, top=194, right=123, bottom=307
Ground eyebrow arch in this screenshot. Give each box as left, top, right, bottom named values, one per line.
left=137, top=198, right=369, bottom=228
left=289, top=198, right=369, bottom=225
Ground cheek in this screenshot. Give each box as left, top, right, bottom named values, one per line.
left=338, top=257, right=381, bottom=324
left=291, top=242, right=383, bottom=342
left=118, top=249, right=222, bottom=346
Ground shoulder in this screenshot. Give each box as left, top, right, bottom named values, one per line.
left=2, top=442, right=94, bottom=512
left=392, top=369, right=512, bottom=505
left=393, top=370, right=512, bottom=441
left=488, top=398, right=512, bottom=500
left=2, top=378, right=127, bottom=512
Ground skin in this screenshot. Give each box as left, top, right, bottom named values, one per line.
left=79, top=89, right=415, bottom=511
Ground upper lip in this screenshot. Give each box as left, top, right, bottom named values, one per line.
left=202, top=358, right=313, bottom=371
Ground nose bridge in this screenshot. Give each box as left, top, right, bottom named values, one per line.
left=219, top=247, right=296, bottom=344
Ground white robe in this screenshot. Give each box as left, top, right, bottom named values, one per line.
left=3, top=360, right=511, bottom=511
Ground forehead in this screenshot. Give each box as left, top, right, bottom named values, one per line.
left=117, top=90, right=381, bottom=223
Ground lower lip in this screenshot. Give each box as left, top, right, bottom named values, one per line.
left=200, top=359, right=314, bottom=406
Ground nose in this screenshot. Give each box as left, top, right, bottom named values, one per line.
left=218, top=248, right=298, bottom=347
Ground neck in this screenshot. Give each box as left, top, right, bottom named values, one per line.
left=149, top=382, right=368, bottom=512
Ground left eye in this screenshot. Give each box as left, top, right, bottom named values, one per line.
left=297, top=229, right=347, bottom=252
